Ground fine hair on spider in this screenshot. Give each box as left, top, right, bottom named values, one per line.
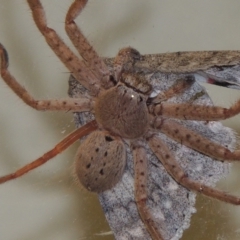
left=1, top=1, right=240, bottom=240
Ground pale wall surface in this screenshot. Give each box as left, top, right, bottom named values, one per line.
left=0, top=1, right=240, bottom=240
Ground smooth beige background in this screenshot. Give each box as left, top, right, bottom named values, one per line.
left=0, top=1, right=240, bottom=240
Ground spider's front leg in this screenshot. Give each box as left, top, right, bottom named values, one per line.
left=0, top=43, right=93, bottom=112
left=26, top=0, right=101, bottom=95
left=150, top=92, right=240, bottom=121
left=148, top=76, right=195, bottom=104
left=65, top=0, right=111, bottom=88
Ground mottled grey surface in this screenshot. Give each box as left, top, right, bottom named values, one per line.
left=69, top=54, right=236, bottom=240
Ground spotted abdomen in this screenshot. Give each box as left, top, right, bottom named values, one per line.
left=74, top=130, right=126, bottom=192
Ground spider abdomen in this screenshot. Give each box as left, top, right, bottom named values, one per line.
left=95, top=85, right=149, bottom=139
left=74, top=131, right=126, bottom=192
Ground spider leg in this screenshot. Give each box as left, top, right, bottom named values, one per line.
left=0, top=120, right=98, bottom=184
left=153, top=118, right=240, bottom=162
left=149, top=76, right=195, bottom=104
left=150, top=97, right=240, bottom=121
left=131, top=141, right=165, bottom=240
left=0, top=43, right=93, bottom=111
left=65, top=0, right=112, bottom=88
left=26, top=0, right=101, bottom=95
left=148, top=134, right=240, bottom=205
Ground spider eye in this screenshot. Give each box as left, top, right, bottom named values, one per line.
left=105, top=136, right=113, bottom=142
left=109, top=75, right=117, bottom=85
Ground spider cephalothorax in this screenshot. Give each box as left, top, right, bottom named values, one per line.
left=95, top=83, right=149, bottom=139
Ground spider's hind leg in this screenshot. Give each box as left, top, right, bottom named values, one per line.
left=131, top=140, right=165, bottom=240
left=148, top=134, right=240, bottom=205
left=153, top=118, right=240, bottom=162
left=0, top=120, right=98, bottom=184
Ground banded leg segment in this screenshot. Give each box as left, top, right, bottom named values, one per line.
left=151, top=98, right=240, bottom=121
left=0, top=120, right=98, bottom=184
left=26, top=0, right=101, bottom=95
left=149, top=77, right=195, bottom=104
left=148, top=134, right=240, bottom=205
left=153, top=118, right=240, bottom=161
left=132, top=141, right=164, bottom=240
left=65, top=0, right=111, bottom=88
left=0, top=44, right=93, bottom=111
